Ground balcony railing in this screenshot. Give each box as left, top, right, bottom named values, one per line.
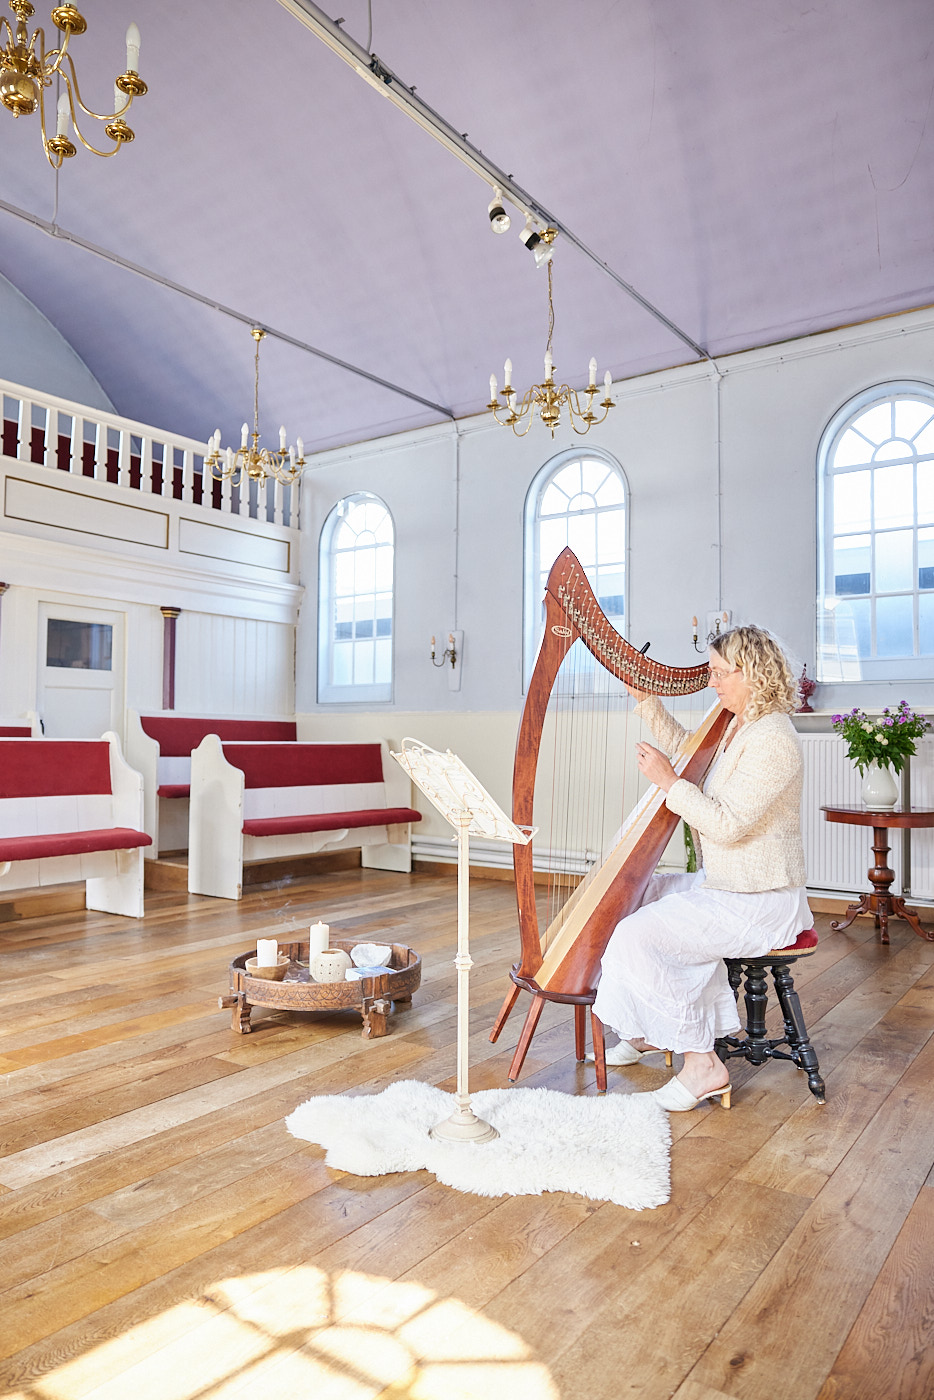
left=1, top=378, right=297, bottom=529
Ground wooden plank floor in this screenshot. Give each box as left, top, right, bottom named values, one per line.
left=0, top=868, right=932, bottom=1400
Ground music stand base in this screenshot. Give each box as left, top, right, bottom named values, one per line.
left=430, top=1106, right=499, bottom=1144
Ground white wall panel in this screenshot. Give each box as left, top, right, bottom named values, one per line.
left=175, top=610, right=294, bottom=716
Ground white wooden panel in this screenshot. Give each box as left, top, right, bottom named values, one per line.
left=0, top=797, right=38, bottom=837
left=174, top=612, right=294, bottom=717
left=241, top=782, right=385, bottom=820
left=5, top=476, right=168, bottom=548
left=158, top=756, right=191, bottom=785
left=178, top=517, right=290, bottom=573
left=908, top=736, right=934, bottom=898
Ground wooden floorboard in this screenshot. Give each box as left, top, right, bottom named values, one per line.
left=0, top=871, right=931, bottom=1399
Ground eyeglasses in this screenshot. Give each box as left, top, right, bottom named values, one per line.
left=709, top=666, right=739, bottom=681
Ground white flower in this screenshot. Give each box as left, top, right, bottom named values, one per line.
left=862, top=723, right=873, bottom=732
left=880, top=737, right=889, bottom=745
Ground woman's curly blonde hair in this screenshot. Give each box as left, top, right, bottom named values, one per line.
left=710, top=625, right=797, bottom=721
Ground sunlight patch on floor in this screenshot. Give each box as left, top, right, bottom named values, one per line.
left=19, top=1264, right=558, bottom=1400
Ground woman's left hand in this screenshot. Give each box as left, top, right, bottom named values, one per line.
left=636, top=741, right=678, bottom=792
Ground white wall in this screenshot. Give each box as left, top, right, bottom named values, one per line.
left=299, top=304, right=934, bottom=722
left=0, top=273, right=114, bottom=412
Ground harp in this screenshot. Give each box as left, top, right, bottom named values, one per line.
left=490, top=547, right=730, bottom=1084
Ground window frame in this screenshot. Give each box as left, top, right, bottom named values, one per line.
left=317, top=491, right=395, bottom=705
left=817, top=380, right=934, bottom=683
left=523, top=447, right=629, bottom=688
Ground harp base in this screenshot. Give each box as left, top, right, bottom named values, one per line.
left=430, top=1104, right=499, bottom=1143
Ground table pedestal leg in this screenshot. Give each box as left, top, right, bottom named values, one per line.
left=830, top=824, right=933, bottom=944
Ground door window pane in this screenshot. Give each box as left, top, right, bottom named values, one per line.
left=46, top=619, right=112, bottom=671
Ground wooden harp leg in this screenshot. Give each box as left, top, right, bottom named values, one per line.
left=574, top=1003, right=587, bottom=1060
left=590, top=1011, right=607, bottom=1094
left=507, top=994, right=546, bottom=1082
left=489, top=982, right=521, bottom=1043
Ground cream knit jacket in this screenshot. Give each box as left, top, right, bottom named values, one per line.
left=637, top=696, right=807, bottom=893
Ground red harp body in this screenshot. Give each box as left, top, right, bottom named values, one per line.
left=490, top=547, right=730, bottom=1082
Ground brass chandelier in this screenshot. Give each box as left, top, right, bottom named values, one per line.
left=0, top=2, right=146, bottom=167
left=205, top=329, right=306, bottom=488
left=487, top=228, right=615, bottom=438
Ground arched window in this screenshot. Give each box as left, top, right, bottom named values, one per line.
left=318, top=492, right=394, bottom=703
left=524, top=449, right=628, bottom=683
left=818, top=383, right=934, bottom=682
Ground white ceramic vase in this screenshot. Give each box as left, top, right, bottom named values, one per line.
left=861, top=761, right=899, bottom=810
left=310, top=947, right=352, bottom=983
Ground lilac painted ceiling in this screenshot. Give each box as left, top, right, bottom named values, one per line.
left=0, top=0, right=932, bottom=452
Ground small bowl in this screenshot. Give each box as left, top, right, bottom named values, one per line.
left=245, top=954, right=290, bottom=981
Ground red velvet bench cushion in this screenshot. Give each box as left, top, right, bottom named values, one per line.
left=141, top=717, right=297, bottom=758
left=0, top=829, right=152, bottom=861
left=242, top=807, right=422, bottom=838
left=157, top=784, right=191, bottom=799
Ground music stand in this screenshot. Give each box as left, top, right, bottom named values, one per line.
left=391, top=738, right=535, bottom=1144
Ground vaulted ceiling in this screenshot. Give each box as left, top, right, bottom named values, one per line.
left=1, top=0, right=932, bottom=453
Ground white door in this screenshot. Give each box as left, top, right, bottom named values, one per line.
left=38, top=602, right=125, bottom=739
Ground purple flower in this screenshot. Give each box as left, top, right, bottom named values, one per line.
left=884, top=717, right=895, bottom=726
left=832, top=714, right=842, bottom=724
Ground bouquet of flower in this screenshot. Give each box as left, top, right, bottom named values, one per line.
left=831, top=702, right=931, bottom=775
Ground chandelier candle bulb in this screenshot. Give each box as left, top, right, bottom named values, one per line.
left=545, top=349, right=554, bottom=381
left=604, top=370, right=612, bottom=397
left=297, top=438, right=304, bottom=459
left=309, top=922, right=330, bottom=956
left=126, top=23, right=141, bottom=71
left=56, top=94, right=68, bottom=136
left=279, top=425, right=287, bottom=451
left=240, top=423, right=249, bottom=448
left=256, top=938, right=278, bottom=968
left=504, top=358, right=512, bottom=390
left=490, top=374, right=497, bottom=402
left=589, top=357, right=597, bottom=387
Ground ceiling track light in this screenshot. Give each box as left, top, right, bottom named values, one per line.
left=487, top=185, right=510, bottom=234
left=520, top=215, right=553, bottom=268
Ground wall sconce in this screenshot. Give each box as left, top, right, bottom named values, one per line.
left=431, top=633, right=457, bottom=669
left=692, top=611, right=731, bottom=653
left=431, top=630, right=463, bottom=692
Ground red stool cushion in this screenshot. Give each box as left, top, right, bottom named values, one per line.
left=768, top=927, right=818, bottom=956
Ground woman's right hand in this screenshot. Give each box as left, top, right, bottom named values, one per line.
left=625, top=680, right=649, bottom=702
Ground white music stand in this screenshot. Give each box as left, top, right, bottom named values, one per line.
left=391, top=738, right=535, bottom=1144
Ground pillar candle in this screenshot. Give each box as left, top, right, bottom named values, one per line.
left=256, top=938, right=277, bottom=967
left=309, top=921, right=329, bottom=956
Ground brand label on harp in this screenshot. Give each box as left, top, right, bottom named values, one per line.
left=551, top=625, right=573, bottom=637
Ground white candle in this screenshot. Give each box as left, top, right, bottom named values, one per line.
left=296, top=437, right=304, bottom=459
left=489, top=373, right=497, bottom=402
left=225, top=447, right=233, bottom=470
left=504, top=357, right=512, bottom=389
left=241, top=422, right=249, bottom=448
left=56, top=93, right=69, bottom=136
left=589, top=357, right=597, bottom=387
left=279, top=425, right=287, bottom=451
left=126, top=22, right=141, bottom=71
left=544, top=349, right=553, bottom=381
left=256, top=938, right=277, bottom=967
left=309, top=921, right=329, bottom=956
left=604, top=370, right=612, bottom=397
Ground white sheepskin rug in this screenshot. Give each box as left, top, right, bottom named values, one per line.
left=286, top=1079, right=671, bottom=1210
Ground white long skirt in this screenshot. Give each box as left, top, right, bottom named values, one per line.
left=592, top=870, right=812, bottom=1054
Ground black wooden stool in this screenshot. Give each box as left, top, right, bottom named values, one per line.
left=715, top=928, right=826, bottom=1103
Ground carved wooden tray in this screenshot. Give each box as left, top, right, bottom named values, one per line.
left=221, top=936, right=421, bottom=1038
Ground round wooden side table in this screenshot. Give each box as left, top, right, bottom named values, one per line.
left=820, top=805, right=934, bottom=945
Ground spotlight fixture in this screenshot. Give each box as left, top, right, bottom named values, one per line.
left=519, top=215, right=553, bottom=268
left=0, top=3, right=146, bottom=168
left=487, top=186, right=510, bottom=234
left=488, top=229, right=615, bottom=438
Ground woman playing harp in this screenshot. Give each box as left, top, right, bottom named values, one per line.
left=594, top=625, right=810, bottom=1111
